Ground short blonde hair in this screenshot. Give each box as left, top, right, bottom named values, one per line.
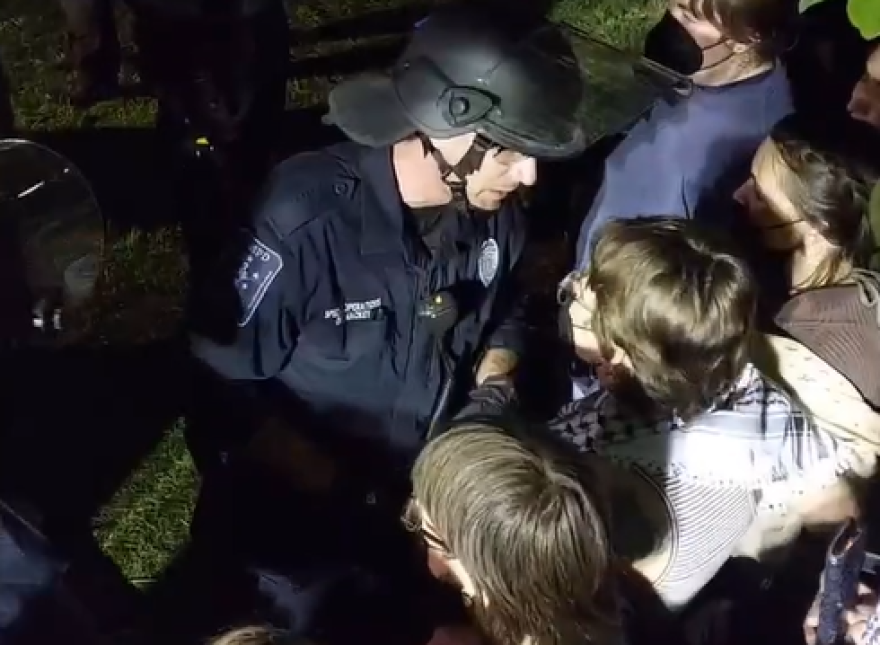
left=589, top=216, right=756, bottom=416
left=412, top=424, right=619, bottom=645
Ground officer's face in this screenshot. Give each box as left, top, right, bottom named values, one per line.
left=436, top=132, right=538, bottom=211
left=466, top=147, right=537, bottom=211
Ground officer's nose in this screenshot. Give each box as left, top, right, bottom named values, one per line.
left=513, top=157, right=538, bottom=187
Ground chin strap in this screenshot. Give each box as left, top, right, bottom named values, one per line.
left=418, top=133, right=494, bottom=205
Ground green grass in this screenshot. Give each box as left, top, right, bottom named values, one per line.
left=0, top=0, right=663, bottom=580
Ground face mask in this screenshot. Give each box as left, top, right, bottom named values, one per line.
left=643, top=11, right=729, bottom=76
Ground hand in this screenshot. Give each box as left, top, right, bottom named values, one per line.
left=475, top=348, right=518, bottom=386
left=804, top=582, right=879, bottom=645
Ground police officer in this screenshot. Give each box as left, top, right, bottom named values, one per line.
left=185, top=5, right=600, bottom=640
left=191, top=2, right=594, bottom=464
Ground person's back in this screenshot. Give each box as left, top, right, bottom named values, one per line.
left=576, top=0, right=796, bottom=267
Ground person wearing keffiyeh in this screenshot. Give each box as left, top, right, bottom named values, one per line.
left=546, top=217, right=855, bottom=608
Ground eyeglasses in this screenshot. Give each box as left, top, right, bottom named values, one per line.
left=557, top=270, right=586, bottom=307
left=402, top=497, right=452, bottom=556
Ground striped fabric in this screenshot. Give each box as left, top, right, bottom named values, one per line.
left=548, top=364, right=860, bottom=607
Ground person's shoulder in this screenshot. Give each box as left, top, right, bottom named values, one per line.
left=716, top=63, right=793, bottom=132
left=758, top=61, right=795, bottom=116
left=252, top=142, right=365, bottom=242
left=723, top=363, right=807, bottom=424
left=690, top=64, right=791, bottom=127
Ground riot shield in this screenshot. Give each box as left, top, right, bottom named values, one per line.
left=556, top=23, right=691, bottom=147
left=0, top=139, right=105, bottom=345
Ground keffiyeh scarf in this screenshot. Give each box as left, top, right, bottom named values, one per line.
left=548, top=364, right=859, bottom=496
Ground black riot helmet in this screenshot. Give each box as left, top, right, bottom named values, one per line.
left=325, top=6, right=589, bottom=160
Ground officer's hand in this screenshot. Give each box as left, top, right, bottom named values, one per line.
left=452, top=374, right=518, bottom=426
left=475, top=348, right=518, bottom=386
left=244, top=417, right=337, bottom=493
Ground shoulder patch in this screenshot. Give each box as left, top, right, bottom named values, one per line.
left=235, top=235, right=284, bottom=327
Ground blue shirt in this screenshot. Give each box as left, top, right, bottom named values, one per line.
left=576, top=63, right=793, bottom=268
left=191, top=142, right=527, bottom=462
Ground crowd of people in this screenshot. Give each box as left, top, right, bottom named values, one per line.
left=4, top=0, right=880, bottom=644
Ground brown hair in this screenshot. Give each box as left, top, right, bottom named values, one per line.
left=769, top=112, right=880, bottom=286
left=411, top=424, right=619, bottom=645
left=687, top=0, right=797, bottom=60
left=589, top=217, right=756, bottom=417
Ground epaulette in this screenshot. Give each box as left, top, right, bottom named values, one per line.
left=256, top=144, right=362, bottom=241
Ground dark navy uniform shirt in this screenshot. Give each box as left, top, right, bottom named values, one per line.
left=192, top=142, right=528, bottom=462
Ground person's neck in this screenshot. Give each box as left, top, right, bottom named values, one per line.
left=392, top=139, right=454, bottom=208
left=788, top=251, right=852, bottom=292
left=692, top=55, right=773, bottom=89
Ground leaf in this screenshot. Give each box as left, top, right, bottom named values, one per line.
left=848, top=0, right=880, bottom=40
left=799, top=0, right=828, bottom=12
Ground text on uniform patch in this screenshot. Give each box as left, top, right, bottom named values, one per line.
left=235, top=236, right=284, bottom=327
left=324, top=298, right=384, bottom=325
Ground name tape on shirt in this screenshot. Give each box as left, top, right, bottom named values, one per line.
left=324, top=298, right=383, bottom=326
left=235, top=235, right=283, bottom=327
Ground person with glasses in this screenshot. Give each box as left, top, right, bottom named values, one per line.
left=549, top=217, right=845, bottom=608
left=405, top=425, right=627, bottom=645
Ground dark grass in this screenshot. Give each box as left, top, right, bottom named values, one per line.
left=0, top=0, right=663, bottom=581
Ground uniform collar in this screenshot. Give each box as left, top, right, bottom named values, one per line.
left=357, top=145, right=495, bottom=260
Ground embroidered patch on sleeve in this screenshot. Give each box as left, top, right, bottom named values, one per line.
left=235, top=236, right=283, bottom=327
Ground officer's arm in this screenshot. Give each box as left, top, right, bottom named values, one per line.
left=190, top=219, right=297, bottom=381
left=476, top=256, right=527, bottom=385
left=189, top=160, right=342, bottom=491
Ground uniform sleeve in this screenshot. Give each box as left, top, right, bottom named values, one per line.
left=483, top=207, right=528, bottom=356
left=190, top=217, right=303, bottom=382
left=484, top=261, right=527, bottom=356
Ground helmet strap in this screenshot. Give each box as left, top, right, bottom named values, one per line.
left=418, top=133, right=494, bottom=204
